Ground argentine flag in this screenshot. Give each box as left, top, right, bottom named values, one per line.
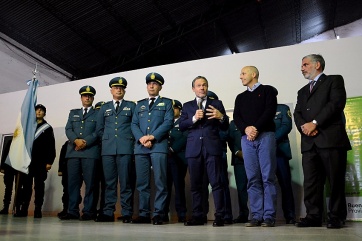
left=5, top=79, right=39, bottom=174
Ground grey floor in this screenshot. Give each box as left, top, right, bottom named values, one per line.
left=1, top=215, right=362, bottom=241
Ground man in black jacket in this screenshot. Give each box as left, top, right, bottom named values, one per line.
left=14, top=104, right=56, bottom=218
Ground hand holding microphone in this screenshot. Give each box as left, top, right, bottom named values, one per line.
left=194, top=98, right=204, bottom=120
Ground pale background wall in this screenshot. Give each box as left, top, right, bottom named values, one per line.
left=0, top=35, right=361, bottom=220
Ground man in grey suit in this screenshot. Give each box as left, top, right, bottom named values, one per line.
left=294, top=54, right=351, bottom=229
left=95, top=77, right=136, bottom=222
left=131, top=72, right=174, bottom=225
left=61, top=86, right=100, bottom=221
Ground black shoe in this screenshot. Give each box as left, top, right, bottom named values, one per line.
left=224, top=218, right=233, bottom=225
left=295, top=217, right=322, bottom=227
left=57, top=210, right=67, bottom=218
left=153, top=215, right=163, bottom=225
left=80, top=213, right=94, bottom=221
left=162, top=215, right=169, bottom=222
left=212, top=217, right=224, bottom=227
left=59, top=213, right=79, bottom=220
left=131, top=216, right=151, bottom=224
left=327, top=218, right=343, bottom=229
left=178, top=216, right=186, bottom=223
left=122, top=215, right=132, bottom=223
left=233, top=216, right=248, bottom=223
left=34, top=210, right=42, bottom=218
left=286, top=218, right=296, bottom=224
left=245, top=219, right=262, bottom=227
left=261, top=218, right=275, bottom=227
left=95, top=214, right=114, bottom=222
left=13, top=210, right=28, bottom=217
left=0, top=207, right=9, bottom=215
left=184, top=217, right=204, bottom=226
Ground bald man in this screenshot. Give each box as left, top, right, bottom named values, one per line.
left=233, top=66, right=278, bottom=227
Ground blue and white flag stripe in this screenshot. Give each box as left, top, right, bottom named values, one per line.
left=5, top=79, right=38, bottom=174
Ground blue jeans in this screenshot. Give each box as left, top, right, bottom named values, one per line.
left=241, top=132, right=277, bottom=221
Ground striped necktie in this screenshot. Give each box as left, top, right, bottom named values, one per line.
left=310, top=80, right=316, bottom=92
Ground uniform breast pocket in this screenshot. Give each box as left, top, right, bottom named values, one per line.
left=154, top=106, right=166, bottom=116
left=86, top=119, right=96, bottom=128
left=104, top=111, right=114, bottom=123
left=138, top=110, right=147, bottom=118
left=120, top=110, right=132, bottom=118
left=71, top=117, right=81, bottom=127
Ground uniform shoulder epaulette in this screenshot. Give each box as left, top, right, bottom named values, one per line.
left=137, top=98, right=148, bottom=103
left=159, top=96, right=172, bottom=101
left=70, top=108, right=80, bottom=112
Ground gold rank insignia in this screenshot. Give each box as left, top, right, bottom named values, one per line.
left=287, top=110, right=292, bottom=118
left=119, top=78, right=123, bottom=84
left=151, top=73, right=155, bottom=79
left=86, top=86, right=90, bottom=92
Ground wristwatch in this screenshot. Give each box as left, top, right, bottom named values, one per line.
left=312, top=120, right=318, bottom=125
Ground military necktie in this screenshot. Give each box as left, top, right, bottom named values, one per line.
left=83, top=107, right=88, bottom=117
left=115, top=101, right=120, bottom=112
left=149, top=97, right=155, bottom=109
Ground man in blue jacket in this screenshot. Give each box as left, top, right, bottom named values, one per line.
left=131, top=72, right=174, bottom=225
left=95, top=77, right=136, bottom=222
left=61, top=86, right=100, bottom=221
left=180, top=76, right=229, bottom=227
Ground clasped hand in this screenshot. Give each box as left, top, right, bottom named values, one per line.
left=139, top=135, right=155, bottom=149
left=301, top=122, right=318, bottom=136
left=74, top=139, right=86, bottom=151
left=245, top=126, right=258, bottom=141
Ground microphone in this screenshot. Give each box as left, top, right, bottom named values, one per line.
left=198, top=98, right=203, bottom=110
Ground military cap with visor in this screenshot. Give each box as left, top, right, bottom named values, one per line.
left=146, top=72, right=164, bottom=85
left=79, top=85, right=96, bottom=96
left=109, top=77, right=128, bottom=88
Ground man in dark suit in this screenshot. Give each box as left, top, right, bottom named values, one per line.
left=95, top=78, right=136, bottom=222
left=294, top=54, right=351, bottom=229
left=179, top=76, right=229, bottom=227
left=164, top=100, right=188, bottom=223
left=131, top=72, right=174, bottom=225
left=61, top=86, right=100, bottom=221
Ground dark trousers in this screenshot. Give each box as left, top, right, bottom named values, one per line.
left=61, top=167, right=69, bottom=211
left=92, top=158, right=106, bottom=213
left=2, top=164, right=16, bottom=206
left=188, top=146, right=224, bottom=218
left=67, top=158, right=96, bottom=216
left=233, top=162, right=249, bottom=219
left=302, top=146, right=347, bottom=221
left=202, top=154, right=233, bottom=219
left=276, top=155, right=295, bottom=220
left=165, top=154, right=187, bottom=218
left=18, top=168, right=47, bottom=210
